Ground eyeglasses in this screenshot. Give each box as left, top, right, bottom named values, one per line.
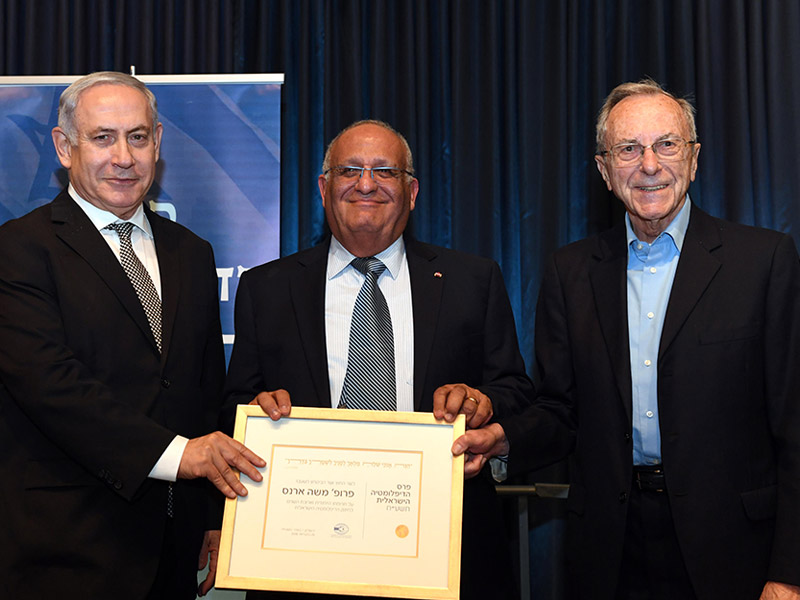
left=324, top=165, right=414, bottom=182
left=598, top=138, right=698, bottom=166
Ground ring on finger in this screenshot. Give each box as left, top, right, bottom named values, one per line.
left=466, top=396, right=479, bottom=406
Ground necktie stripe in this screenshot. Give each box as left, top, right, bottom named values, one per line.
left=338, top=257, right=396, bottom=411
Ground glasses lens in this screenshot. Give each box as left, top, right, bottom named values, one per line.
left=614, top=144, right=642, bottom=164
left=334, top=167, right=363, bottom=178
left=373, top=168, right=402, bottom=180
left=653, top=139, right=683, bottom=157
left=609, top=139, right=688, bottom=165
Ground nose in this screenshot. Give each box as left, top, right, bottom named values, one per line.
left=355, top=168, right=378, bottom=193
left=639, top=145, right=661, bottom=174
left=111, top=139, right=134, bottom=168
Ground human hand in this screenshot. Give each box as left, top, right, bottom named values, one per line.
left=760, top=581, right=800, bottom=600
left=451, top=423, right=509, bottom=479
left=432, top=383, right=493, bottom=428
left=197, top=529, right=220, bottom=597
left=178, top=432, right=265, bottom=498
left=250, top=389, right=292, bottom=421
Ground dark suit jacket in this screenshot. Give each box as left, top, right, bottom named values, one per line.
left=224, top=236, right=533, bottom=600
left=0, top=191, right=225, bottom=599
left=501, top=205, right=800, bottom=600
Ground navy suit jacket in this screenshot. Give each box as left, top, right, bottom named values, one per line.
left=0, top=191, right=225, bottom=599
left=224, top=236, right=533, bottom=599
left=501, top=205, right=800, bottom=600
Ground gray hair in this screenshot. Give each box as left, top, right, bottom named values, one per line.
left=595, top=78, right=697, bottom=152
left=321, top=119, right=415, bottom=178
left=58, top=71, right=159, bottom=145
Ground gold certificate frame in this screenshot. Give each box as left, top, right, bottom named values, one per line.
left=217, top=405, right=465, bottom=599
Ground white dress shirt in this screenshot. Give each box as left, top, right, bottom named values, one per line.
left=69, top=184, right=186, bottom=481
left=325, top=235, right=415, bottom=412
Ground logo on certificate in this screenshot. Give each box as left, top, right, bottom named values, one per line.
left=333, top=523, right=350, bottom=535
left=395, top=525, right=409, bottom=538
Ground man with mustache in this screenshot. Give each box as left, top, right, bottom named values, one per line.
left=224, top=119, right=533, bottom=599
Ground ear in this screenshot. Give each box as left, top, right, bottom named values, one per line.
left=408, top=177, right=419, bottom=212
left=689, top=142, right=701, bottom=181
left=153, top=122, right=164, bottom=162
left=51, top=127, right=73, bottom=169
left=595, top=154, right=613, bottom=191
left=318, top=174, right=328, bottom=208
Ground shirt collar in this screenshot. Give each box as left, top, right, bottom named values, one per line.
left=625, top=195, right=692, bottom=252
left=68, top=183, right=153, bottom=239
left=327, top=235, right=406, bottom=281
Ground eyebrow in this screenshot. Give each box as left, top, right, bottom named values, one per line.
left=612, top=133, right=683, bottom=145
left=338, top=157, right=393, bottom=166
left=89, top=124, right=151, bottom=135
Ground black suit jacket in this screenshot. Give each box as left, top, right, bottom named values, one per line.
left=501, top=205, right=800, bottom=600
left=0, top=191, right=225, bottom=599
left=224, top=236, right=533, bottom=600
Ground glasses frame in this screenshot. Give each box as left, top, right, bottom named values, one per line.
left=597, top=138, right=698, bottom=166
left=324, top=165, right=415, bottom=181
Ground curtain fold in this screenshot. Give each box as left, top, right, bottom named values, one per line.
left=3, top=2, right=800, bottom=596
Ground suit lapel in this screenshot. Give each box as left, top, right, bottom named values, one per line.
left=52, top=193, right=159, bottom=355
left=659, top=207, right=722, bottom=358
left=149, top=209, right=179, bottom=362
left=291, top=244, right=331, bottom=407
left=589, top=223, right=634, bottom=420
left=406, top=239, right=443, bottom=411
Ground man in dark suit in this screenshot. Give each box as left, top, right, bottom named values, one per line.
left=224, top=120, right=533, bottom=599
left=454, top=80, right=800, bottom=600
left=0, top=72, right=266, bottom=600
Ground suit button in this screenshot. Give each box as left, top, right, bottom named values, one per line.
left=624, top=433, right=632, bottom=443
left=114, top=481, right=123, bottom=490
left=619, top=492, right=628, bottom=503
left=161, top=379, right=171, bottom=388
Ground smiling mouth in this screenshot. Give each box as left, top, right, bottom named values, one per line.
left=638, top=184, right=668, bottom=192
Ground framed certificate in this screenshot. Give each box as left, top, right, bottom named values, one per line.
left=216, top=405, right=465, bottom=599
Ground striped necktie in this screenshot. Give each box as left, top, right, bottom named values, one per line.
left=338, top=257, right=396, bottom=411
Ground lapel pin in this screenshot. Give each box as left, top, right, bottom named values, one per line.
left=434, top=271, right=443, bottom=278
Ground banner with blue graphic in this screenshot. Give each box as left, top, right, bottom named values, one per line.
left=0, top=74, right=283, bottom=360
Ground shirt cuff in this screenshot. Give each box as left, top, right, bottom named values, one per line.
left=148, top=435, right=189, bottom=482
left=489, top=454, right=509, bottom=483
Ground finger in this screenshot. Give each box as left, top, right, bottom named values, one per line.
left=224, top=439, right=266, bottom=472
left=463, top=453, right=487, bottom=479
left=254, top=391, right=282, bottom=420
left=218, top=440, right=265, bottom=484
left=197, top=569, right=214, bottom=596
left=442, top=386, right=469, bottom=422
left=460, top=394, right=480, bottom=420
left=432, top=384, right=454, bottom=420
left=451, top=434, right=470, bottom=456
left=198, top=534, right=220, bottom=596
left=197, top=539, right=209, bottom=570
left=465, top=394, right=493, bottom=429
left=273, top=389, right=292, bottom=416
left=210, top=450, right=249, bottom=497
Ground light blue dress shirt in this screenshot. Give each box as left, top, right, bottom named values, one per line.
left=626, top=198, right=691, bottom=465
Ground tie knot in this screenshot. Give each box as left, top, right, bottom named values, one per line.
left=351, top=257, right=387, bottom=278
left=105, top=221, right=135, bottom=241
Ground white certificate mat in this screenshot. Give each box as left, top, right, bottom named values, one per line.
left=217, top=406, right=464, bottom=599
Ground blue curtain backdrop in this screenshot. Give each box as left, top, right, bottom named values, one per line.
left=3, top=1, right=800, bottom=597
